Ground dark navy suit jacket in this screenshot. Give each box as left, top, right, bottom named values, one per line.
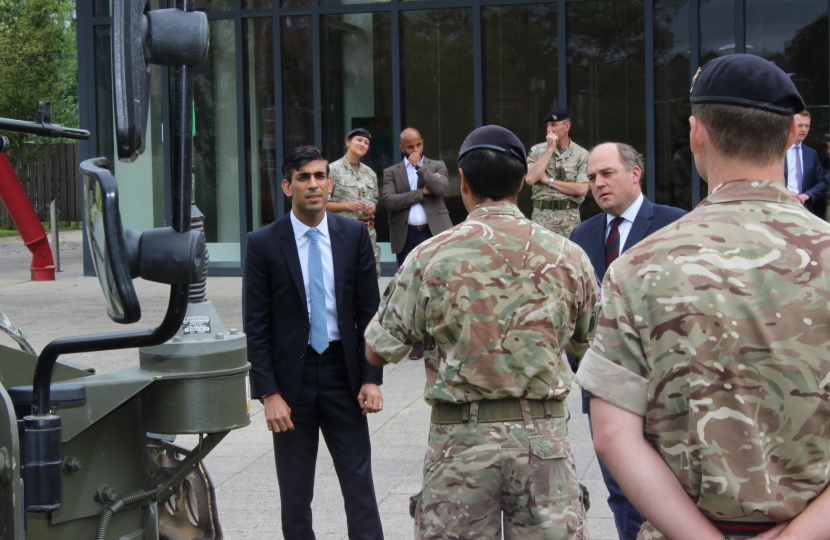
left=243, top=212, right=382, bottom=409
left=785, top=144, right=827, bottom=217
left=569, top=196, right=686, bottom=412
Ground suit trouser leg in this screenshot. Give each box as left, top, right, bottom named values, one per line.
left=273, top=350, right=322, bottom=540
left=317, top=344, right=384, bottom=540
left=396, top=228, right=432, bottom=267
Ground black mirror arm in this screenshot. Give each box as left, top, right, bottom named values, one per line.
left=31, top=283, right=189, bottom=415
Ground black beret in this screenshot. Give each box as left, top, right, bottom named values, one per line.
left=458, top=125, right=527, bottom=171
left=346, top=128, right=372, bottom=140
left=690, top=54, right=805, bottom=115
left=544, top=108, right=570, bottom=124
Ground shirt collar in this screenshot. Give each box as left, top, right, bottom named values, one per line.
left=467, top=200, right=525, bottom=219
left=607, top=193, right=644, bottom=226
left=789, top=143, right=802, bottom=150
left=290, top=210, right=329, bottom=242
left=701, top=179, right=800, bottom=208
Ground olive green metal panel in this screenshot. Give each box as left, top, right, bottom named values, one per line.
left=26, top=507, right=147, bottom=539
left=0, top=344, right=93, bottom=388
left=55, top=367, right=155, bottom=442
left=142, top=374, right=250, bottom=434
left=0, top=384, right=22, bottom=540
left=49, top=397, right=152, bottom=526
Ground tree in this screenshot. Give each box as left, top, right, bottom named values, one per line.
left=0, top=0, right=77, bottom=166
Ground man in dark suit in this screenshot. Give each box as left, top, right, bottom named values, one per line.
left=243, top=146, right=384, bottom=540
left=381, top=127, right=453, bottom=267
left=570, top=142, right=686, bottom=540
left=785, top=110, right=827, bottom=217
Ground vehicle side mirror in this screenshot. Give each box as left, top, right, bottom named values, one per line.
left=113, top=1, right=209, bottom=162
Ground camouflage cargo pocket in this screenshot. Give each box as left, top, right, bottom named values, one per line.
left=529, top=434, right=579, bottom=504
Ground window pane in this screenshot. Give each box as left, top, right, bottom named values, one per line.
left=483, top=4, right=557, bottom=219
left=322, top=0, right=389, bottom=5
left=94, top=0, right=110, bottom=17
left=94, top=26, right=114, bottom=165
left=321, top=12, right=393, bottom=239
left=281, top=0, right=311, bottom=6
left=747, top=0, right=829, bottom=154
left=568, top=0, right=646, bottom=220
left=195, top=0, right=234, bottom=10
left=654, top=1, right=691, bottom=210
left=282, top=15, right=314, bottom=155
left=194, top=19, right=240, bottom=267
left=244, top=0, right=271, bottom=8
left=244, top=17, right=277, bottom=231
left=401, top=9, right=474, bottom=228
left=701, top=0, right=735, bottom=61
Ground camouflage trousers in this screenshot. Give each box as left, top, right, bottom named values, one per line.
left=368, top=225, right=380, bottom=279
left=413, top=415, right=588, bottom=540
left=531, top=208, right=581, bottom=238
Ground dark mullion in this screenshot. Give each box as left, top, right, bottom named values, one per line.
left=77, top=0, right=96, bottom=276
left=690, top=0, right=701, bottom=206
left=473, top=1, right=483, bottom=128
left=558, top=0, right=567, bottom=110
left=644, top=0, right=656, bottom=201
left=392, top=0, right=402, bottom=162
left=274, top=4, right=286, bottom=218
left=312, top=4, right=323, bottom=149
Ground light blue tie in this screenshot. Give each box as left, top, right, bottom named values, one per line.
left=307, top=228, right=329, bottom=354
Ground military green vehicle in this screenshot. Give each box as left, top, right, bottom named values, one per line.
left=0, top=1, right=250, bottom=538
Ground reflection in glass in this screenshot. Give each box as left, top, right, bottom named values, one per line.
left=568, top=0, right=645, bottom=220
left=321, top=12, right=393, bottom=241
left=701, top=0, right=735, bottom=62
left=93, top=0, right=110, bottom=17
left=282, top=15, right=314, bottom=155
left=195, top=0, right=234, bottom=10
left=244, top=17, right=277, bottom=231
left=747, top=0, right=829, bottom=154
left=654, top=1, right=692, bottom=209
left=193, top=19, right=240, bottom=267
left=483, top=4, right=557, bottom=219
left=401, top=9, right=474, bottom=228
left=84, top=176, right=125, bottom=320
left=281, top=0, right=310, bottom=7
left=94, top=27, right=115, bottom=166
left=244, top=0, right=272, bottom=7
left=322, top=0, right=389, bottom=5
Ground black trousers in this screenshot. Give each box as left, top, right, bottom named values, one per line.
left=396, top=227, right=432, bottom=267
left=273, top=342, right=383, bottom=540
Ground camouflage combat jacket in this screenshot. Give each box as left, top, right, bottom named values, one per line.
left=365, top=201, right=598, bottom=405
left=329, top=156, right=378, bottom=220
left=575, top=179, right=830, bottom=523
left=527, top=140, right=589, bottom=204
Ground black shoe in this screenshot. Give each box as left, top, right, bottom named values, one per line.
left=409, top=344, right=424, bottom=360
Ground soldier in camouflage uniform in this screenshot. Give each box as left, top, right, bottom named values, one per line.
left=327, top=128, right=381, bottom=278
left=525, top=109, right=590, bottom=238
left=576, top=55, right=830, bottom=540
left=365, top=126, right=597, bottom=540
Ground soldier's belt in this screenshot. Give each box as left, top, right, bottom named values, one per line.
left=533, top=200, right=579, bottom=211
left=357, top=218, right=374, bottom=229
left=712, top=514, right=776, bottom=536
left=431, top=398, right=564, bottom=424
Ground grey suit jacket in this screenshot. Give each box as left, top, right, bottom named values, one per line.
left=381, top=157, right=453, bottom=253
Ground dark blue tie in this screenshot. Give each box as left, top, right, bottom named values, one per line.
left=605, top=217, right=625, bottom=268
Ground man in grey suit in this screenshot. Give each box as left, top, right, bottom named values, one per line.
left=381, top=128, right=453, bottom=268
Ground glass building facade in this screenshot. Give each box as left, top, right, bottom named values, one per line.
left=77, top=0, right=830, bottom=275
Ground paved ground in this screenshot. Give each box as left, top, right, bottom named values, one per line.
left=0, top=230, right=619, bottom=539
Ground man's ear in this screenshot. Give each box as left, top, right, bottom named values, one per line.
left=689, top=116, right=705, bottom=154
left=281, top=178, right=292, bottom=197
left=460, top=168, right=470, bottom=194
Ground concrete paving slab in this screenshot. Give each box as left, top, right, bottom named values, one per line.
left=0, top=261, right=616, bottom=539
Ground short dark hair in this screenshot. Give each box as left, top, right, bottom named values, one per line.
left=282, top=146, right=329, bottom=182
left=693, top=103, right=791, bottom=166
left=458, top=149, right=525, bottom=201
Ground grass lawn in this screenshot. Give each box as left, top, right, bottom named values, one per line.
left=0, top=230, right=20, bottom=238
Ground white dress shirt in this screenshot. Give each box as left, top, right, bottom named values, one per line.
left=605, top=193, right=644, bottom=252
left=405, top=159, right=428, bottom=226
left=786, top=143, right=803, bottom=193
left=290, top=211, right=340, bottom=342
